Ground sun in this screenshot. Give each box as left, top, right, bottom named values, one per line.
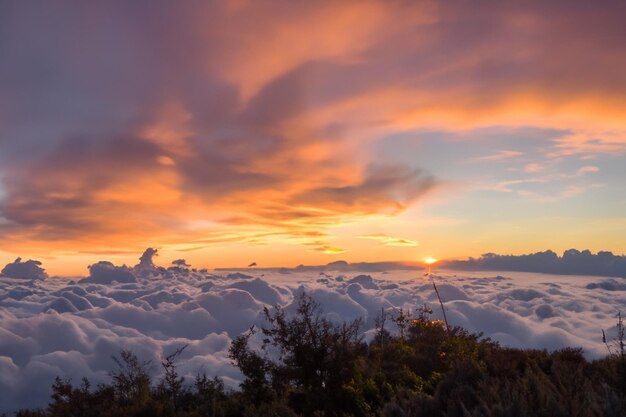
left=424, top=257, right=438, bottom=265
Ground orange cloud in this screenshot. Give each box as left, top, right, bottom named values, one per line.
left=358, top=234, right=418, bottom=247
left=1, top=1, right=626, bottom=269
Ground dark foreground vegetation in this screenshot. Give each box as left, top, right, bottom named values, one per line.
left=10, top=294, right=626, bottom=417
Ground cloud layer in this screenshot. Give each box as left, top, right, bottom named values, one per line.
left=0, top=253, right=624, bottom=412
left=445, top=249, right=626, bottom=278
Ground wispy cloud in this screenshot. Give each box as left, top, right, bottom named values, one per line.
left=524, top=163, right=545, bottom=173
left=551, top=131, right=626, bottom=157
left=577, top=165, right=600, bottom=175
left=304, top=241, right=347, bottom=254
left=358, top=233, right=418, bottom=247
left=481, top=162, right=605, bottom=203
left=472, top=150, right=524, bottom=162
left=487, top=178, right=551, bottom=194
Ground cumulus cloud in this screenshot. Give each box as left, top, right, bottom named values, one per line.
left=80, top=261, right=137, bottom=284
left=136, top=248, right=158, bottom=270
left=0, top=258, right=48, bottom=280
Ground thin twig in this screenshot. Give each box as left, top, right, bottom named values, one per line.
left=431, top=277, right=450, bottom=332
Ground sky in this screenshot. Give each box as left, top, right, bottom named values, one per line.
left=1, top=0, right=626, bottom=275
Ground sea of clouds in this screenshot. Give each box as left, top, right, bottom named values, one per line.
left=1, top=250, right=625, bottom=412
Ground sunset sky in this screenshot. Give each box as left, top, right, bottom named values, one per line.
left=1, top=1, right=626, bottom=275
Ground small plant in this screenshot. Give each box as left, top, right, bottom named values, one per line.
left=392, top=308, right=412, bottom=340
left=602, top=311, right=625, bottom=360
left=159, top=344, right=188, bottom=413
left=110, top=350, right=152, bottom=406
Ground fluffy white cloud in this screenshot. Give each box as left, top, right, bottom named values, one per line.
left=0, top=260, right=624, bottom=413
